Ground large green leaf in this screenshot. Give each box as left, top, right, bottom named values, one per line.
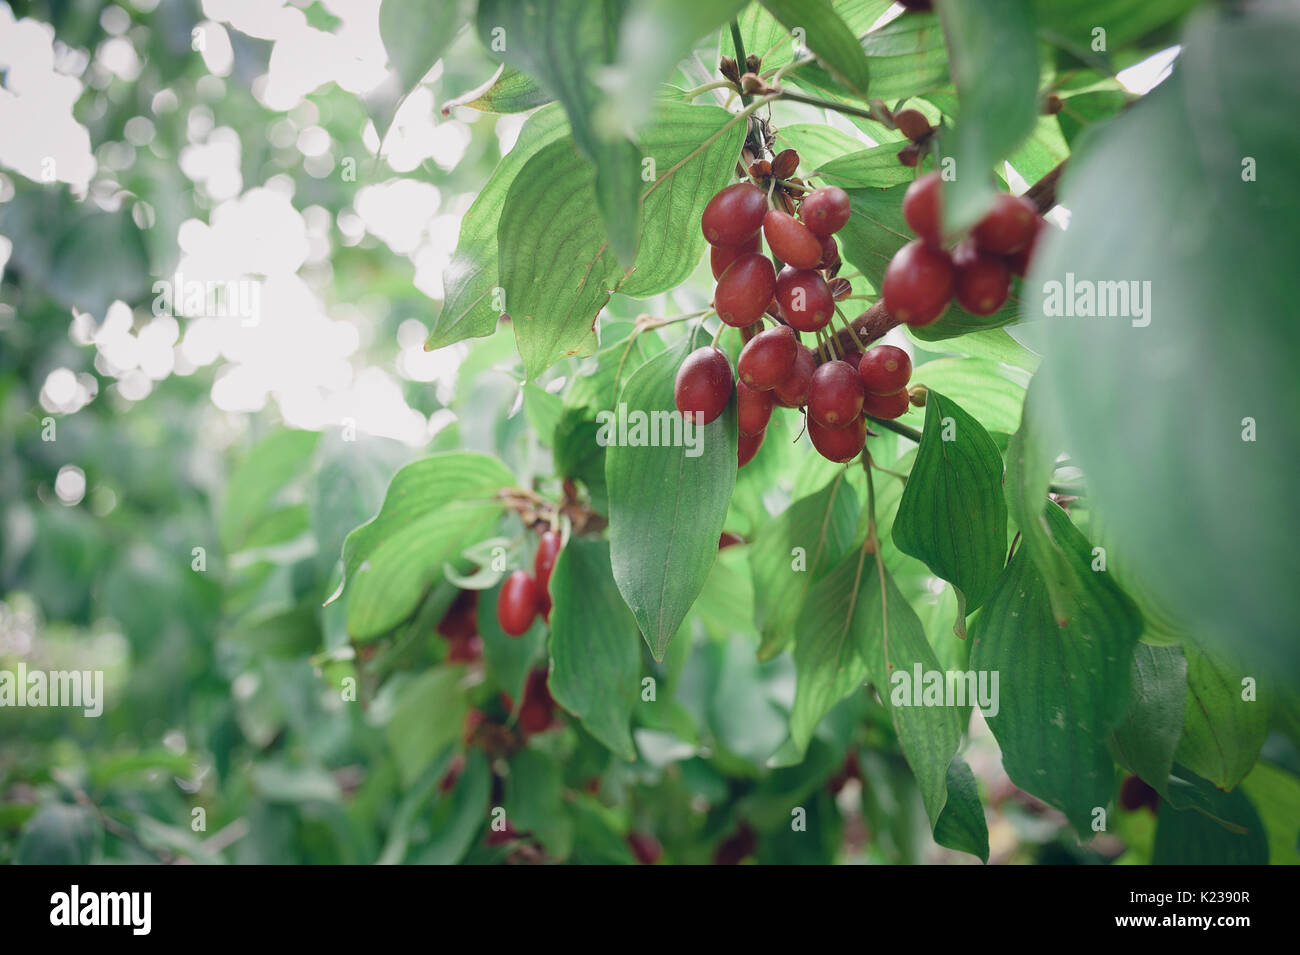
left=16, top=803, right=99, bottom=865
left=1023, top=2, right=1300, bottom=683
left=416, top=749, right=491, bottom=864
left=220, top=429, right=320, bottom=553
left=857, top=9, right=948, bottom=101
left=910, top=357, right=1027, bottom=437
left=1031, top=0, right=1200, bottom=57
left=387, top=666, right=470, bottom=787
left=548, top=539, right=642, bottom=759
left=1152, top=771, right=1268, bottom=864
left=506, top=746, right=574, bottom=859
left=837, top=183, right=909, bottom=290
left=892, top=389, right=1007, bottom=622
left=760, top=0, right=872, bottom=97
left=607, top=341, right=737, bottom=660
left=1240, top=761, right=1300, bottom=865
left=815, top=144, right=913, bottom=190
left=1111, top=644, right=1187, bottom=792
left=750, top=471, right=859, bottom=660
left=1175, top=643, right=1268, bottom=792
left=970, top=503, right=1142, bottom=836
left=936, top=0, right=1039, bottom=231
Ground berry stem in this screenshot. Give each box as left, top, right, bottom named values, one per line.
left=835, top=305, right=867, bottom=352
left=729, top=20, right=751, bottom=106
left=773, top=87, right=892, bottom=126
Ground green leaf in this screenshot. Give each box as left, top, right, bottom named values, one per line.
left=910, top=357, right=1027, bottom=437
left=441, top=64, right=553, bottom=115
left=1175, top=644, right=1268, bottom=792
left=892, top=389, right=1007, bottom=621
left=378, top=0, right=469, bottom=116
left=933, top=755, right=989, bottom=863
left=1111, top=644, right=1187, bottom=792
left=417, top=749, right=492, bottom=864
left=750, top=471, right=859, bottom=660
left=16, top=803, right=99, bottom=865
left=838, top=183, right=909, bottom=291
left=814, top=144, right=913, bottom=190
left=548, top=539, right=642, bottom=760
left=220, top=429, right=320, bottom=553
left=1153, top=774, right=1268, bottom=865
left=969, top=503, right=1142, bottom=836
left=607, top=341, right=737, bottom=660
left=1032, top=0, right=1200, bottom=57
left=387, top=667, right=469, bottom=787
left=775, top=123, right=868, bottom=170
left=428, top=104, right=569, bottom=351
left=936, top=0, right=1039, bottom=231
left=1240, top=761, right=1300, bottom=865
left=857, top=9, right=948, bottom=101
left=1023, top=2, right=1300, bottom=682
left=479, top=579, right=546, bottom=706
left=760, top=0, right=872, bottom=97
left=506, top=746, right=574, bottom=859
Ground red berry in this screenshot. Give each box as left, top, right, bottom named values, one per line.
left=775, top=267, right=834, bottom=332
left=902, top=172, right=942, bottom=245
left=972, top=192, right=1037, bottom=255
left=858, top=344, right=912, bottom=396
left=518, top=667, right=556, bottom=736
left=738, top=429, right=764, bottom=467
left=807, top=360, right=865, bottom=429
left=817, top=234, right=839, bottom=270
left=763, top=209, right=822, bottom=269
left=799, top=186, right=851, bottom=236
left=953, top=240, right=1011, bottom=315
left=808, top=415, right=867, bottom=463
left=772, top=344, right=816, bottom=407
left=534, top=530, right=561, bottom=592
left=737, top=381, right=774, bottom=437
left=737, top=324, right=797, bottom=391
left=710, top=233, right=761, bottom=279
left=497, top=570, right=540, bottom=637
left=1119, top=774, right=1161, bottom=814
left=674, top=347, right=733, bottom=424
left=862, top=388, right=911, bottom=420
left=446, top=632, right=483, bottom=663
left=715, top=253, right=777, bottom=328
left=881, top=239, right=954, bottom=327
left=626, top=832, right=662, bottom=865
left=1005, top=216, right=1047, bottom=277
left=701, top=182, right=768, bottom=246
left=839, top=349, right=863, bottom=371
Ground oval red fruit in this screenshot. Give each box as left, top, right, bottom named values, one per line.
left=808, top=415, right=867, bottom=462
left=971, top=193, right=1037, bottom=255
left=497, top=570, right=540, bottom=637
left=775, top=267, right=835, bottom=332
left=701, top=182, right=768, bottom=246
left=881, top=239, right=954, bottom=327
left=715, top=253, right=777, bottom=327
left=952, top=240, right=1011, bottom=315
left=710, top=232, right=761, bottom=279
left=738, top=429, right=764, bottom=467
left=862, top=388, right=911, bottom=420
left=737, top=381, right=774, bottom=437
left=737, top=324, right=797, bottom=391
left=674, top=347, right=733, bottom=424
left=902, top=172, right=942, bottom=245
left=772, top=344, right=816, bottom=407
left=858, top=344, right=912, bottom=396
left=799, top=186, right=851, bottom=236
left=1005, top=216, right=1047, bottom=277
left=808, top=360, right=865, bottom=429
left=534, top=531, right=561, bottom=592
left=763, top=209, right=823, bottom=269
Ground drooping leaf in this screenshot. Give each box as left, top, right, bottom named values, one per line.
left=416, top=749, right=492, bottom=864
left=1111, top=644, right=1187, bottom=792
left=933, top=755, right=989, bottom=863
left=1240, top=761, right=1300, bottom=865
left=441, top=63, right=553, bottom=115
left=1152, top=771, right=1268, bottom=864
left=1175, top=643, right=1268, bottom=792
left=506, top=746, right=574, bottom=859
left=759, top=0, right=872, bottom=97
left=1031, top=0, right=1200, bottom=58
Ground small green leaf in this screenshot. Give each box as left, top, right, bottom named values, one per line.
left=441, top=64, right=553, bottom=115
left=815, top=144, right=914, bottom=189
left=386, top=667, right=469, bottom=787
left=760, top=0, right=872, bottom=97
left=479, top=579, right=546, bottom=706
left=506, top=746, right=574, bottom=859
left=374, top=0, right=471, bottom=146
left=417, top=749, right=492, bottom=864
left=1175, top=643, right=1268, bottom=791
left=933, top=755, right=989, bottom=863
left=1111, top=644, right=1187, bottom=792
left=220, top=429, right=320, bottom=553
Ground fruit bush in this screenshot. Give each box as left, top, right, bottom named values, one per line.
left=1, top=0, right=1297, bottom=866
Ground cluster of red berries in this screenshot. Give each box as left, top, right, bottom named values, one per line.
left=496, top=530, right=561, bottom=637
left=883, top=171, right=1047, bottom=327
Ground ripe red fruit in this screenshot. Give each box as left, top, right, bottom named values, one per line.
left=737, top=381, right=774, bottom=437
left=972, top=192, right=1037, bottom=254
left=497, top=570, right=540, bottom=637
left=738, top=429, right=764, bottom=467
left=902, top=172, right=942, bottom=245
left=839, top=349, right=863, bottom=371
left=799, top=186, right=851, bottom=236
left=862, top=388, right=911, bottom=420
left=1119, top=774, right=1161, bottom=814
left=772, top=344, right=816, bottom=407
left=714, top=823, right=758, bottom=865
left=446, top=632, right=484, bottom=663
left=674, top=347, right=733, bottom=424
left=808, top=415, right=867, bottom=463
left=1005, top=216, right=1047, bottom=277
left=737, top=324, right=797, bottom=391
left=953, top=240, right=1011, bottom=315
left=701, top=182, right=768, bottom=246
left=817, top=234, right=839, bottom=270
left=858, top=344, right=912, bottom=396
left=808, top=360, right=865, bottom=429
left=715, top=253, right=777, bottom=327
left=775, top=267, right=835, bottom=332
left=626, top=832, right=662, bottom=865
left=518, top=668, right=557, bottom=736
left=881, top=239, right=954, bottom=327
left=763, top=209, right=822, bottom=269
left=710, top=232, right=761, bottom=279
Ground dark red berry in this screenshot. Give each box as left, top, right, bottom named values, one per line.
left=953, top=240, right=1011, bottom=315
left=893, top=108, right=931, bottom=142
left=817, top=234, right=839, bottom=270
left=714, top=823, right=758, bottom=865
left=799, top=186, right=851, bottom=237
left=881, top=239, right=954, bottom=327
left=627, top=832, right=663, bottom=865
left=674, top=347, right=733, bottom=424
left=718, top=531, right=745, bottom=549
left=902, top=172, right=942, bottom=245
left=775, top=267, right=834, bottom=332
left=534, top=531, right=561, bottom=593
left=772, top=344, right=816, bottom=407
left=858, top=344, right=912, bottom=396
left=497, top=570, right=540, bottom=637
left=737, top=324, right=797, bottom=391
left=738, top=429, right=764, bottom=467
left=1005, top=216, right=1047, bottom=277
left=839, top=349, right=863, bottom=371
left=702, top=182, right=768, bottom=246
left=1119, top=774, right=1161, bottom=814
left=710, top=232, right=761, bottom=279
left=808, top=360, right=865, bottom=429
left=896, top=0, right=932, bottom=9
left=737, top=381, right=774, bottom=437
left=808, top=415, right=867, bottom=463
left=862, top=388, right=911, bottom=420
left=763, top=209, right=822, bottom=269
left=715, top=253, right=777, bottom=327
left=518, top=668, right=556, bottom=736
left=972, top=192, right=1037, bottom=255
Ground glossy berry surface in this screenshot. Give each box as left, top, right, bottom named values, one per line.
left=972, top=192, right=1038, bottom=254
left=775, top=267, right=834, bottom=332
left=862, top=388, right=911, bottom=420
left=763, top=209, right=822, bottom=269
left=882, top=239, right=954, bottom=327
left=772, top=344, right=816, bottom=408
left=799, top=186, right=851, bottom=236
left=808, top=360, right=865, bottom=429
left=737, top=324, right=797, bottom=391
left=858, top=345, right=912, bottom=396
left=902, top=172, right=942, bottom=245
left=710, top=232, right=761, bottom=279
left=714, top=253, right=776, bottom=327
left=534, top=531, right=561, bottom=592
left=808, top=415, right=867, bottom=463
left=737, top=429, right=764, bottom=467
left=817, top=234, right=839, bottom=270
left=701, top=182, right=768, bottom=246
left=674, top=347, right=733, bottom=424
left=1005, top=216, right=1047, bottom=277
left=953, top=240, right=1011, bottom=315
left=497, top=570, right=539, bottom=637
left=737, top=381, right=774, bottom=437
